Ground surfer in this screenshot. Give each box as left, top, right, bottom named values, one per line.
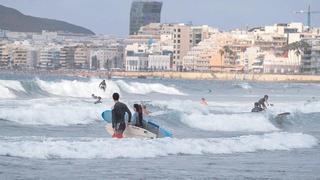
left=200, top=98, right=208, bottom=106
left=141, top=104, right=151, bottom=116
left=258, top=95, right=269, bottom=109
left=92, top=94, right=102, bottom=104
left=99, top=80, right=106, bottom=91
left=111, top=93, right=132, bottom=138
left=132, top=104, right=143, bottom=127
left=251, top=102, right=263, bottom=112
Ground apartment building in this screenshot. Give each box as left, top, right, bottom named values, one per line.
left=39, top=47, right=60, bottom=69
left=74, top=46, right=90, bottom=69
left=59, top=46, right=75, bottom=68
left=125, top=43, right=148, bottom=71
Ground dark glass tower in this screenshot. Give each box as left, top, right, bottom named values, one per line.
left=129, top=1, right=162, bottom=35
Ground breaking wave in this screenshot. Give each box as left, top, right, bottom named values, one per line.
left=0, top=98, right=110, bottom=126
left=181, top=112, right=278, bottom=132
left=116, top=80, right=185, bottom=95
left=0, top=132, right=316, bottom=159
left=0, top=80, right=26, bottom=98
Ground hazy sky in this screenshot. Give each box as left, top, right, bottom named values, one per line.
left=0, top=0, right=319, bottom=36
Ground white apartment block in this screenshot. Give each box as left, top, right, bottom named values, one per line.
left=148, top=54, right=171, bottom=71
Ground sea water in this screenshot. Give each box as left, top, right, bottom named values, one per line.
left=0, top=74, right=319, bottom=179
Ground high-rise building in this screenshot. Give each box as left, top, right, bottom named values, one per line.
left=129, top=1, right=162, bottom=35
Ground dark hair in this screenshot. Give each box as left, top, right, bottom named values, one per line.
left=264, top=95, right=268, bottom=99
left=112, top=93, right=119, bottom=101
left=133, top=104, right=139, bottom=111
left=254, top=102, right=259, bottom=106
left=134, top=104, right=143, bottom=126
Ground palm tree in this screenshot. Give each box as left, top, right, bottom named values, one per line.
left=218, top=49, right=224, bottom=72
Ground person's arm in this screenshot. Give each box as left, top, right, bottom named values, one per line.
left=124, top=105, right=132, bottom=123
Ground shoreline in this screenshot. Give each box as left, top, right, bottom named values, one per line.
left=1, top=69, right=320, bottom=82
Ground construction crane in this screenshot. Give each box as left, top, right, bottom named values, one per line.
left=295, top=5, right=320, bottom=28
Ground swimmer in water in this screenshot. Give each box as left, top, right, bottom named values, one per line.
left=200, top=98, right=208, bottom=106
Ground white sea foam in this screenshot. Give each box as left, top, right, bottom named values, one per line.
left=36, top=79, right=120, bottom=98
left=0, top=132, right=316, bottom=159
left=233, top=82, right=252, bottom=89
left=116, top=80, right=185, bottom=95
left=0, top=80, right=26, bottom=98
left=0, top=98, right=112, bottom=125
left=0, top=84, right=15, bottom=98
left=181, top=112, right=277, bottom=132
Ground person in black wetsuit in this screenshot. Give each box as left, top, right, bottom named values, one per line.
left=111, top=93, right=132, bottom=138
left=258, top=95, right=269, bottom=109
left=251, top=102, right=263, bottom=112
left=99, top=80, right=106, bottom=91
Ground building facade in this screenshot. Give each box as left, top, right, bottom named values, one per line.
left=129, top=1, right=162, bottom=35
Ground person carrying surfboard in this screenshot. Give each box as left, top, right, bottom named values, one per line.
left=111, top=93, right=132, bottom=138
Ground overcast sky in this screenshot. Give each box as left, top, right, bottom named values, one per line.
left=0, top=0, right=319, bottom=36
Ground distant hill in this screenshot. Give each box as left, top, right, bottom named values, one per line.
left=0, top=5, right=95, bottom=35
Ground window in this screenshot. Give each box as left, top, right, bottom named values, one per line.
left=178, top=29, right=181, bottom=32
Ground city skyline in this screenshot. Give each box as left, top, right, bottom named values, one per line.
left=0, top=0, right=319, bottom=36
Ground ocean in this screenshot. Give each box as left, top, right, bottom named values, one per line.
left=0, top=73, right=319, bottom=179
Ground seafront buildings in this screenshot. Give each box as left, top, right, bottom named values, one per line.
left=0, top=22, right=320, bottom=74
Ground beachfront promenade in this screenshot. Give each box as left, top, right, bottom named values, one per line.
left=111, top=71, right=320, bottom=82
left=2, top=69, right=320, bottom=82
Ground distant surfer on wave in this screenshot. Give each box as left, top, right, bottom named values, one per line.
left=99, top=80, right=106, bottom=91
left=92, top=94, right=102, bottom=104
left=111, top=93, right=132, bottom=138
left=251, top=102, right=263, bottom=112
left=258, top=95, right=269, bottom=109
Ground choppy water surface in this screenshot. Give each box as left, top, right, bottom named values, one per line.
left=0, top=74, right=319, bottom=179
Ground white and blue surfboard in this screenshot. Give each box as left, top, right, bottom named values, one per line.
left=101, top=110, right=172, bottom=138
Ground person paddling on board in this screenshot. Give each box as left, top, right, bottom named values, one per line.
left=132, top=104, right=143, bottom=127
left=258, top=95, right=269, bottom=109
left=251, top=102, right=263, bottom=112
left=99, top=80, right=106, bottom=91
left=92, top=94, right=102, bottom=104
left=111, top=93, right=132, bottom=138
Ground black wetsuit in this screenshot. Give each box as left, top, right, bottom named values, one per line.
left=251, top=107, right=263, bottom=112
left=258, top=98, right=267, bottom=109
left=99, top=81, right=106, bottom=91
left=112, top=102, right=132, bottom=133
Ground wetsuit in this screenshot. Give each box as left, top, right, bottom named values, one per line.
left=251, top=107, right=263, bottom=112
left=112, top=102, right=132, bottom=134
left=258, top=98, right=267, bottom=109
left=99, top=81, right=106, bottom=91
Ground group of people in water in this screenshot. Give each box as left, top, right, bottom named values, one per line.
left=111, top=92, right=151, bottom=138
left=96, top=79, right=274, bottom=138
left=251, top=95, right=269, bottom=112
left=92, top=80, right=149, bottom=138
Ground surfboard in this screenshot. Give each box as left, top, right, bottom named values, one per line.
left=105, top=124, right=157, bottom=139
left=276, top=112, right=291, bottom=118
left=101, top=110, right=173, bottom=138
